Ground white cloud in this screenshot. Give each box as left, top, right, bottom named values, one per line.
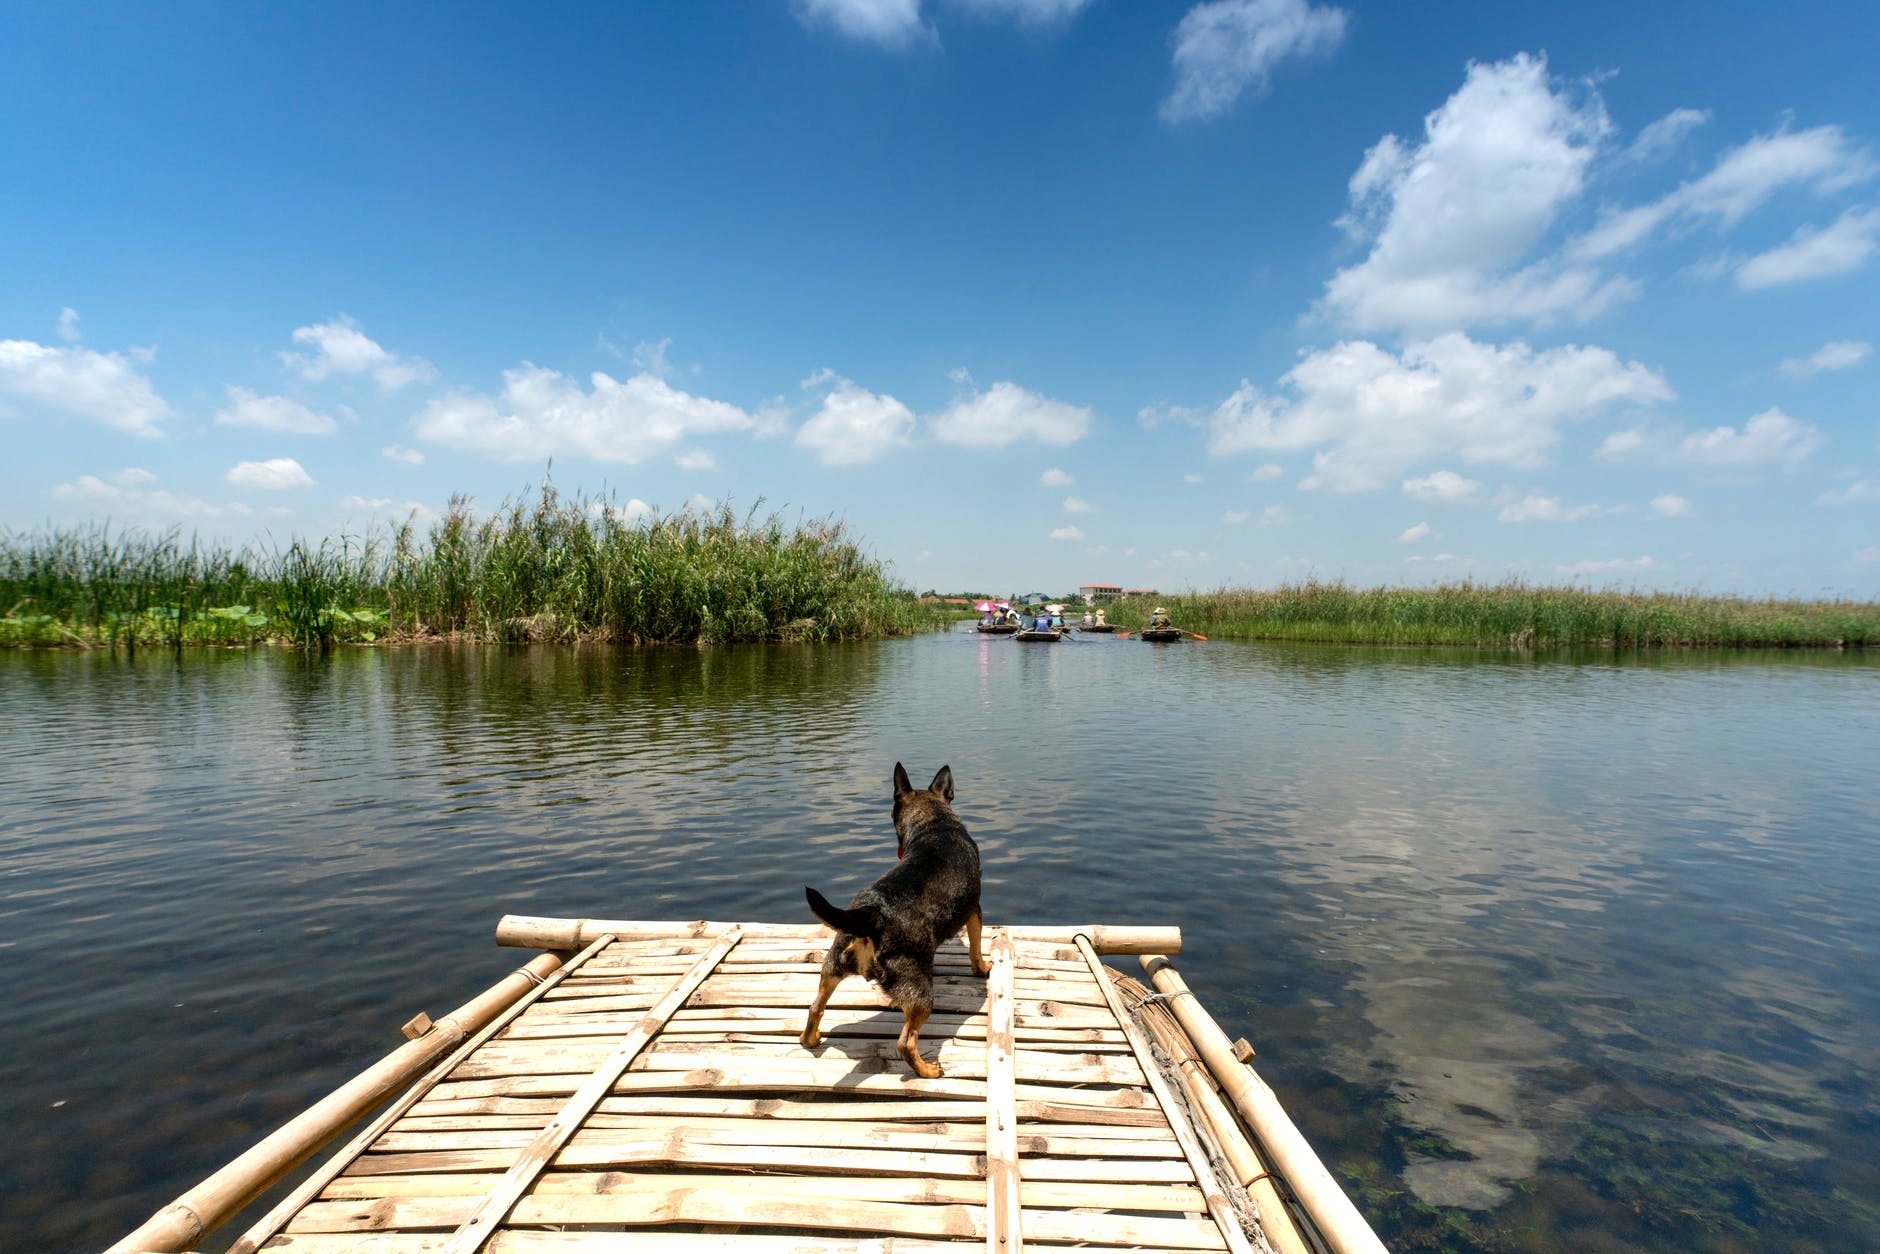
left=676, top=447, right=717, bottom=471
left=1396, top=521, right=1431, bottom=543
left=1735, top=206, right=1880, bottom=289
left=1780, top=340, right=1871, bottom=379
left=1573, top=124, right=1876, bottom=261
left=415, top=363, right=754, bottom=465
left=1258, top=504, right=1291, bottom=526
left=950, top=0, right=1094, bottom=24
left=0, top=338, right=171, bottom=437
left=1049, top=524, right=1086, bottom=541
left=226, top=458, right=315, bottom=490
left=1208, top=332, right=1672, bottom=491
left=1223, top=509, right=1251, bottom=524
left=282, top=316, right=436, bottom=391
left=1183, top=472, right=1204, bottom=483
left=931, top=379, right=1092, bottom=448
left=1402, top=469, right=1485, bottom=503
left=57, top=307, right=81, bottom=342
left=213, top=386, right=340, bottom=435
left=1041, top=467, right=1072, bottom=486
left=337, top=495, right=431, bottom=524
left=1498, top=494, right=1600, bottom=522
left=1650, top=493, right=1693, bottom=517
left=794, top=370, right=915, bottom=465
left=1161, top=0, right=1348, bottom=124
left=1062, top=495, right=1095, bottom=513
left=1556, top=555, right=1655, bottom=578
left=1854, top=546, right=1880, bottom=566
left=1623, top=107, right=1709, bottom=164
left=587, top=496, right=658, bottom=525
left=794, top=0, right=930, bottom=48
left=1817, top=478, right=1875, bottom=506
left=382, top=443, right=425, bottom=465
left=1247, top=462, right=1284, bottom=482
left=53, top=469, right=250, bottom=519
left=1322, top=54, right=1626, bottom=335
left=1595, top=428, right=1650, bottom=459
left=1677, top=407, right=1821, bottom=466
left=632, top=337, right=675, bottom=378
left=1138, top=401, right=1204, bottom=428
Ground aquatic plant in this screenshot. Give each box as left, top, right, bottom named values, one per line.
left=0, top=481, right=924, bottom=650
left=1105, top=580, right=1878, bottom=649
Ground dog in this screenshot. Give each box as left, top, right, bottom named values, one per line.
left=800, top=762, right=991, bottom=1078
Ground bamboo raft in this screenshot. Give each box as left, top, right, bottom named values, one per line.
left=109, top=916, right=1387, bottom=1254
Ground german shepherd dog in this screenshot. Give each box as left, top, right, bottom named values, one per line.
left=800, top=763, right=991, bottom=1078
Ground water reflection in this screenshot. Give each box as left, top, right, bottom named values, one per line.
left=2, top=633, right=1877, bottom=1251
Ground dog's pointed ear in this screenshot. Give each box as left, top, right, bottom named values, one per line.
left=893, top=762, right=913, bottom=799
left=930, top=765, right=953, bottom=801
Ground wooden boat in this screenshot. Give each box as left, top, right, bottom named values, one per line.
left=976, top=622, right=1019, bottom=634
left=1139, top=627, right=1184, bottom=642
left=1014, top=629, right=1065, bottom=642
left=108, top=912, right=1388, bottom=1254
left=1077, top=623, right=1117, bottom=633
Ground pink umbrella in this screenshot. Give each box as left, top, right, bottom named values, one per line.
left=975, top=601, right=994, bottom=612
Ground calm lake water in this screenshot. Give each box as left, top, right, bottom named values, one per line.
left=4, top=626, right=1878, bottom=1252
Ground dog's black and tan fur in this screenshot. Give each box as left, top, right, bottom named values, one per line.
left=800, top=762, right=991, bottom=1078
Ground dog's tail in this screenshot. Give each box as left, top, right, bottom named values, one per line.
left=805, top=886, right=883, bottom=940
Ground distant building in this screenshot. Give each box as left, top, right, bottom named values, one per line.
left=1079, top=583, right=1122, bottom=604
left=1017, top=592, right=1051, bottom=606
left=1123, top=588, right=1160, bottom=599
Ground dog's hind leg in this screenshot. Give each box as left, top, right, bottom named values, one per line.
left=896, top=1002, right=941, bottom=1079
left=966, top=906, right=991, bottom=977
left=800, top=970, right=842, bottom=1048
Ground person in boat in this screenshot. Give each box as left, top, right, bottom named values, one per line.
left=1033, top=611, right=1053, bottom=632
left=1093, top=609, right=1107, bottom=627
left=1148, top=606, right=1172, bottom=630
left=1080, top=611, right=1094, bottom=628
left=1050, top=611, right=1065, bottom=630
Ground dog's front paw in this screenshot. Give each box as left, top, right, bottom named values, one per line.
left=799, top=1027, right=822, bottom=1049
left=909, top=1057, right=942, bottom=1079
left=973, top=958, right=992, bottom=977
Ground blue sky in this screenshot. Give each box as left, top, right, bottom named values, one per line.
left=3, top=1, right=1876, bottom=597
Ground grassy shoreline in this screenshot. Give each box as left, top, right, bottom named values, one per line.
left=1108, top=581, right=1878, bottom=649
left=0, top=484, right=928, bottom=651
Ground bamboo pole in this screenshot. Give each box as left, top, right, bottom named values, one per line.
left=1112, top=972, right=1313, bottom=1254
left=982, top=930, right=1021, bottom=1254
left=1141, top=955, right=1389, bottom=1254
left=1075, top=937, right=1254, bottom=1254
left=495, top=914, right=1181, bottom=955
left=103, top=951, right=567, bottom=1254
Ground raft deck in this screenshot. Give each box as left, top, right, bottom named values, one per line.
left=111, top=917, right=1387, bottom=1254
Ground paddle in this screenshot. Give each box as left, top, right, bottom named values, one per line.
left=1183, top=631, right=1209, bottom=641
left=1115, top=630, right=1133, bottom=638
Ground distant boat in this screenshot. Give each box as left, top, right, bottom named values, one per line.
left=1139, top=627, right=1184, bottom=642
left=1014, top=629, right=1065, bottom=642
left=976, top=622, right=1019, bottom=634
left=1076, top=623, right=1117, bottom=633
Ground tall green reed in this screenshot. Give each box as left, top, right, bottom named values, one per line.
left=1, top=480, right=924, bottom=649
left=1118, top=579, right=1877, bottom=648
